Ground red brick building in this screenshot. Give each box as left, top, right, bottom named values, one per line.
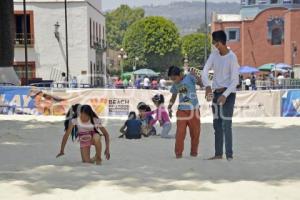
left=212, top=1, right=300, bottom=68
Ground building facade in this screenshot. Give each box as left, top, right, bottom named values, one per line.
left=212, top=0, right=300, bottom=68
left=13, top=0, right=107, bottom=86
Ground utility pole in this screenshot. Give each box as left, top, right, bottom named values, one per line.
left=204, top=0, right=208, bottom=64
left=65, top=0, right=69, bottom=84
left=23, top=0, right=29, bottom=85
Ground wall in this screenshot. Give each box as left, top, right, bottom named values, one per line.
left=212, top=7, right=300, bottom=67
left=284, top=9, right=300, bottom=65
left=14, top=2, right=89, bottom=83
left=241, top=8, right=286, bottom=67
left=87, top=3, right=106, bottom=85
left=14, top=0, right=106, bottom=85
left=213, top=21, right=243, bottom=65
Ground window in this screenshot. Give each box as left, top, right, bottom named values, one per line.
left=13, top=62, right=36, bottom=81
left=226, top=28, right=240, bottom=42
left=270, top=0, right=279, bottom=4
left=14, top=11, right=34, bottom=46
left=248, top=0, right=256, bottom=5
left=90, top=61, right=93, bottom=84
left=294, top=0, right=300, bottom=3
left=90, top=18, right=92, bottom=47
left=271, top=28, right=283, bottom=45
left=99, top=24, right=101, bottom=40
left=93, top=21, right=95, bottom=44
left=103, top=26, right=105, bottom=40
left=96, top=22, right=98, bottom=42
left=267, top=18, right=284, bottom=45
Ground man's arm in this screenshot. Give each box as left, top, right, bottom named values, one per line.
left=189, top=67, right=203, bottom=87
left=222, top=56, right=240, bottom=98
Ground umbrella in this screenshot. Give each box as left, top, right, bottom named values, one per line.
left=121, top=72, right=133, bottom=80
left=133, top=69, right=159, bottom=77
left=258, top=63, right=276, bottom=71
left=271, top=68, right=288, bottom=73
left=275, top=63, right=292, bottom=70
left=239, top=66, right=259, bottom=74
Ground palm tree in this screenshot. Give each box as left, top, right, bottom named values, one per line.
left=0, top=0, right=15, bottom=67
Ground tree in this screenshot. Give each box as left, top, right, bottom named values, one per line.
left=0, top=0, right=15, bottom=67
left=123, top=16, right=182, bottom=72
left=106, top=5, right=145, bottom=50
left=182, top=33, right=211, bottom=68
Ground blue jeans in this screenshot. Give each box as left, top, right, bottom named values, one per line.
left=212, top=92, right=236, bottom=158
left=161, top=123, right=174, bottom=138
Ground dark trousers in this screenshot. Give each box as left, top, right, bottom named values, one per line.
left=212, top=92, right=236, bottom=158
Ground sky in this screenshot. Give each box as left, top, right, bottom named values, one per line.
left=102, top=0, right=240, bottom=11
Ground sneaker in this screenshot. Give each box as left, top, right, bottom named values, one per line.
left=226, top=156, right=233, bottom=161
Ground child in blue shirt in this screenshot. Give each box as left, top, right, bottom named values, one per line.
left=119, top=111, right=142, bottom=139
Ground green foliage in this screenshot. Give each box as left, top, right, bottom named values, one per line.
left=182, top=33, right=211, bottom=67
left=106, top=5, right=145, bottom=50
left=123, top=16, right=182, bottom=72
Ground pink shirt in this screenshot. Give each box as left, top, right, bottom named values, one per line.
left=146, top=106, right=171, bottom=126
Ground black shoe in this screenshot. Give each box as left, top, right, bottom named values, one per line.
left=206, top=155, right=223, bottom=160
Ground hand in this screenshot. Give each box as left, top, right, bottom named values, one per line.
left=205, top=87, right=213, bottom=102
left=56, top=151, right=64, bottom=158
left=104, top=148, right=110, bottom=160
left=217, top=95, right=227, bottom=106
left=168, top=108, right=173, bottom=118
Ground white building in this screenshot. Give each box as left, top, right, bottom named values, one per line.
left=13, top=0, right=107, bottom=87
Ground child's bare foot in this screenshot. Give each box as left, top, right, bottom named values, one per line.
left=95, top=158, right=102, bottom=165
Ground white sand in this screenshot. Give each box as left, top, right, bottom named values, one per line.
left=0, top=115, right=300, bottom=200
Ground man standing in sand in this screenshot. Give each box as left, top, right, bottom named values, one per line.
left=202, top=30, right=240, bottom=161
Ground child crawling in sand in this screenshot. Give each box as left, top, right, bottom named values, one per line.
left=56, top=104, right=110, bottom=165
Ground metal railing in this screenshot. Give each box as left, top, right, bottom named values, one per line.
left=14, top=33, right=34, bottom=46
left=256, top=79, right=300, bottom=90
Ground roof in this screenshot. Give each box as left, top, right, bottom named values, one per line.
left=14, top=0, right=85, bottom=2
left=216, top=14, right=242, bottom=22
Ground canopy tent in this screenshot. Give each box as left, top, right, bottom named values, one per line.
left=121, top=72, right=133, bottom=80
left=275, top=63, right=292, bottom=70
left=239, top=66, right=259, bottom=74
left=133, top=69, right=159, bottom=77
left=271, top=68, right=288, bottom=73
left=258, top=63, right=276, bottom=71
left=0, top=67, right=20, bottom=86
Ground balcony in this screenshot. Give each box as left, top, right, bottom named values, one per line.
left=94, top=39, right=107, bottom=52
left=14, top=33, right=34, bottom=47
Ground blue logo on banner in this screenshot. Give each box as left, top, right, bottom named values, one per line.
left=0, top=87, right=36, bottom=115
left=281, top=90, right=300, bottom=117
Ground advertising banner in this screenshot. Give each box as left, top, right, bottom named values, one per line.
left=0, top=87, right=283, bottom=118
left=282, top=90, right=300, bottom=117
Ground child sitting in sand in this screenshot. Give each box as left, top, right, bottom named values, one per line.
left=137, top=102, right=156, bottom=137
left=119, top=111, right=142, bottom=139
left=146, top=94, right=173, bottom=138
left=56, top=104, right=110, bottom=165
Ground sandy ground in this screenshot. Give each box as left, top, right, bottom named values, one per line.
left=0, top=115, right=300, bottom=200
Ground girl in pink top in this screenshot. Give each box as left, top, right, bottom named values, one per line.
left=56, top=105, right=110, bottom=165
left=147, top=94, right=174, bottom=138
